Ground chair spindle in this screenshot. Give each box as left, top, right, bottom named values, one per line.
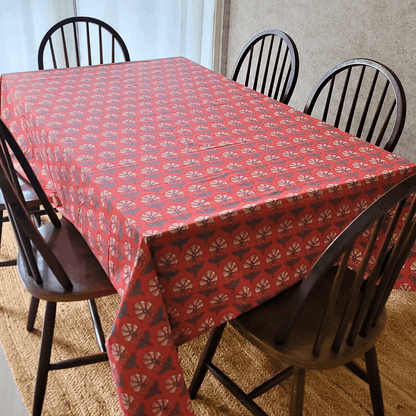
left=356, top=70, right=379, bottom=138
left=48, top=39, right=58, bottom=69
left=112, top=36, right=116, bottom=63
left=273, top=46, right=288, bottom=102
left=260, top=35, right=274, bottom=95
left=375, top=101, right=396, bottom=147
left=322, top=76, right=335, bottom=122
left=366, top=80, right=389, bottom=144
left=267, top=37, right=282, bottom=98
left=345, top=66, right=366, bottom=133
left=60, top=26, right=70, bottom=68
left=99, top=26, right=103, bottom=64
left=86, top=22, right=92, bottom=66
left=72, top=21, right=81, bottom=67
left=334, top=66, right=352, bottom=129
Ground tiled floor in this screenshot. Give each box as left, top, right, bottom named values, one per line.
left=0, top=343, right=28, bottom=415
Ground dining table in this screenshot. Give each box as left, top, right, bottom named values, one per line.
left=1, top=56, right=415, bottom=416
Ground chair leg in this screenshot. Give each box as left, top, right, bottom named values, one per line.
left=188, top=323, right=226, bottom=399
left=27, top=296, right=40, bottom=332
left=0, top=209, right=4, bottom=253
left=33, top=301, right=56, bottom=416
left=0, top=209, right=16, bottom=267
left=25, top=210, right=43, bottom=331
left=365, top=346, right=384, bottom=416
left=289, top=367, right=306, bottom=416
left=88, top=299, right=107, bottom=352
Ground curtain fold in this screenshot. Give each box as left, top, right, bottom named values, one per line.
left=0, top=0, right=215, bottom=75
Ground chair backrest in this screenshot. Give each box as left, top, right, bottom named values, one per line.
left=0, top=119, right=73, bottom=289
left=38, top=16, right=130, bottom=70
left=231, top=29, right=299, bottom=105
left=275, top=173, right=416, bottom=356
left=304, top=59, right=406, bottom=152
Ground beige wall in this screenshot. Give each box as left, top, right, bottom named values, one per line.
left=226, top=0, right=416, bottom=162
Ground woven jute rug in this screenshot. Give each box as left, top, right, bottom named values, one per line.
left=0, top=222, right=415, bottom=415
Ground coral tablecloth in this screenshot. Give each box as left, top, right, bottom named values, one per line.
left=1, top=57, right=415, bottom=416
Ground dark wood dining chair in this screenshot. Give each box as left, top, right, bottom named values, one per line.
left=231, top=29, right=299, bottom=105
left=304, top=59, right=406, bottom=152
left=37, top=16, right=130, bottom=69
left=0, top=119, right=117, bottom=416
left=189, top=173, right=416, bottom=415
left=0, top=17, right=128, bottom=327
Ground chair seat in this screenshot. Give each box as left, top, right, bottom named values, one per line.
left=17, top=216, right=116, bottom=302
left=0, top=175, right=40, bottom=209
left=232, top=267, right=387, bottom=370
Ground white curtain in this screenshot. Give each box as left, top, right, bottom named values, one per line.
left=0, top=0, right=74, bottom=74
left=0, top=0, right=215, bottom=75
left=76, top=0, right=215, bottom=68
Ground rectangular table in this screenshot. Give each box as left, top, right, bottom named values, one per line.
left=1, top=57, right=415, bottom=416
